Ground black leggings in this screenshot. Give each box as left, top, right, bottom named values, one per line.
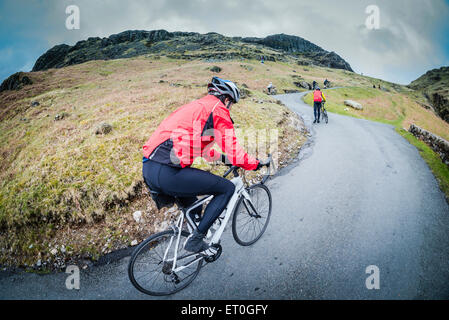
left=314, top=101, right=322, bottom=121
left=142, top=160, right=235, bottom=233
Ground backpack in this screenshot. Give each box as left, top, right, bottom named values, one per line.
left=313, top=90, right=322, bottom=102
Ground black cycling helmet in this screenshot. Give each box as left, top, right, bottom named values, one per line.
left=207, top=76, right=241, bottom=103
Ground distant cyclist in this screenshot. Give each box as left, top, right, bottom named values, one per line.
left=313, top=87, right=326, bottom=124
left=142, top=77, right=267, bottom=253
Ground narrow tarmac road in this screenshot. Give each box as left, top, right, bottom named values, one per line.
left=1, top=92, right=448, bottom=299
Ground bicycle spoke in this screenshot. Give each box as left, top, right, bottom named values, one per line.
left=232, top=185, right=272, bottom=246
left=134, top=264, right=161, bottom=280
left=129, top=230, right=202, bottom=296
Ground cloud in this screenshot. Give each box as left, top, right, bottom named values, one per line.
left=1, top=0, right=448, bottom=84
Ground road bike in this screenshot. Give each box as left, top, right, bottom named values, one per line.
left=128, top=156, right=274, bottom=296
left=321, top=102, right=328, bottom=124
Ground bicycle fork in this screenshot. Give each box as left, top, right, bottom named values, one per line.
left=241, top=189, right=261, bottom=217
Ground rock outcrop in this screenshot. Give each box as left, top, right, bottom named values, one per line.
left=31, top=30, right=353, bottom=73
left=409, top=66, right=449, bottom=123
left=428, top=91, right=449, bottom=122
left=301, top=51, right=353, bottom=72
left=241, top=33, right=323, bottom=53
left=32, top=44, right=71, bottom=71
left=0, top=72, right=33, bottom=92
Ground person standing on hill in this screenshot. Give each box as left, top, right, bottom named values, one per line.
left=313, top=87, right=326, bottom=124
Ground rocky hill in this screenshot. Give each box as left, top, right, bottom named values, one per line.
left=409, top=66, right=449, bottom=122
left=31, top=30, right=353, bottom=73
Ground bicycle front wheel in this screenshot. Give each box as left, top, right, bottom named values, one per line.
left=128, top=230, right=203, bottom=296
left=232, top=184, right=272, bottom=246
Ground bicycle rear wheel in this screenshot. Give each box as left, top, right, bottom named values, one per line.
left=128, top=229, right=203, bottom=296
left=232, top=184, right=272, bottom=246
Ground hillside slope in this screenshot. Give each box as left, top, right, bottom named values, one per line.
left=409, top=66, right=449, bottom=122
left=0, top=57, right=308, bottom=268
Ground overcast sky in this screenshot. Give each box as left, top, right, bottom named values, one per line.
left=1, top=0, right=448, bottom=84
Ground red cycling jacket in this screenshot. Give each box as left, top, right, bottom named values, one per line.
left=142, top=94, right=259, bottom=170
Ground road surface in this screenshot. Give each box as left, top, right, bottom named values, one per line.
left=1, top=92, right=448, bottom=299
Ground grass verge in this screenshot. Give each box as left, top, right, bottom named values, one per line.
left=397, top=128, right=449, bottom=200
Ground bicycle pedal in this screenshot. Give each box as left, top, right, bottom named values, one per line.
left=199, top=247, right=216, bottom=256
left=202, top=244, right=222, bottom=263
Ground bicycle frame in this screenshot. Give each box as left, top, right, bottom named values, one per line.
left=321, top=101, right=326, bottom=112
left=160, top=154, right=273, bottom=274
left=164, top=174, right=254, bottom=273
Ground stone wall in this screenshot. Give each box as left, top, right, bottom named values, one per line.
left=409, top=124, right=449, bottom=165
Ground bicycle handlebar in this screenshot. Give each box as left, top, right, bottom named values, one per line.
left=223, top=154, right=273, bottom=184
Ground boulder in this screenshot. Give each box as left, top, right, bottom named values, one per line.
left=210, top=66, right=222, bottom=73
left=294, top=81, right=311, bottom=90
left=344, top=100, right=363, bottom=110
left=54, top=112, right=69, bottom=121
left=240, top=87, right=252, bottom=99
left=95, top=122, right=113, bottom=134
left=297, top=60, right=310, bottom=66
left=133, top=211, right=143, bottom=223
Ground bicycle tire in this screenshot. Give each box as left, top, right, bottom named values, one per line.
left=232, top=183, right=272, bottom=246
left=322, top=110, right=328, bottom=124
left=128, top=229, right=203, bottom=296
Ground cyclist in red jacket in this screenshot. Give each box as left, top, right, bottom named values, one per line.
left=313, top=87, right=326, bottom=124
left=142, top=77, right=266, bottom=253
